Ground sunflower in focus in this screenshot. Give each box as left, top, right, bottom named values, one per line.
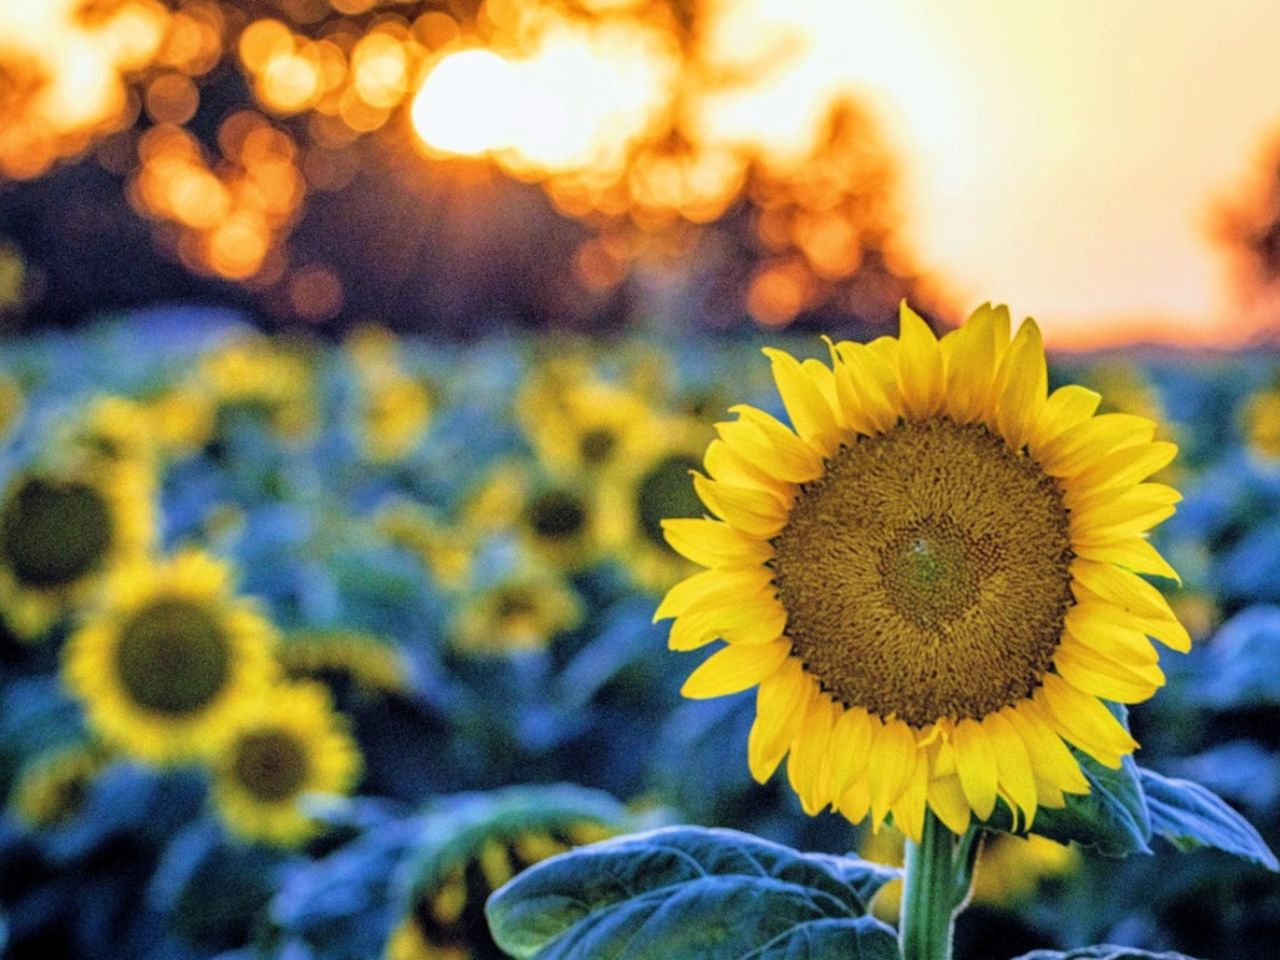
left=0, top=465, right=153, bottom=640
left=9, top=742, right=110, bottom=830
left=63, top=550, right=277, bottom=764
left=449, top=568, right=582, bottom=656
left=519, top=371, right=655, bottom=479
left=386, top=819, right=615, bottom=960
left=657, top=303, right=1189, bottom=841
left=597, top=417, right=710, bottom=592
left=211, top=681, right=362, bottom=847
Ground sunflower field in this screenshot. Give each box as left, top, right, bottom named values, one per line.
left=0, top=304, right=1274, bottom=960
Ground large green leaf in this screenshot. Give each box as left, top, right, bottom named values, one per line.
left=485, top=826, right=900, bottom=960
left=1013, top=947, right=1198, bottom=959
left=1028, top=752, right=1152, bottom=856
left=1139, top=767, right=1279, bottom=870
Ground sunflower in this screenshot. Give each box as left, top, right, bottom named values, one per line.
left=386, top=820, right=616, bottom=960
left=657, top=303, right=1189, bottom=841
left=475, top=463, right=599, bottom=573
left=596, top=417, right=711, bottom=592
left=519, top=373, right=656, bottom=479
left=0, top=370, right=24, bottom=440
left=359, top=374, right=433, bottom=462
left=449, top=569, right=583, bottom=656
left=61, top=395, right=158, bottom=476
left=211, top=681, right=362, bottom=847
left=9, top=742, right=110, bottom=830
left=376, top=498, right=475, bottom=590
left=0, top=464, right=154, bottom=640
left=62, top=550, right=277, bottom=764
left=142, top=384, right=216, bottom=458
left=279, top=629, right=411, bottom=695
left=1241, top=387, right=1280, bottom=461
left=196, top=334, right=314, bottom=441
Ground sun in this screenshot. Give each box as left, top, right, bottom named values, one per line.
left=656, top=302, right=1190, bottom=840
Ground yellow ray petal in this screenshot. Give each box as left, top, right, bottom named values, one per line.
left=703, top=439, right=796, bottom=503
left=832, top=341, right=900, bottom=434
left=1054, top=639, right=1163, bottom=704
left=787, top=694, right=838, bottom=815
left=926, top=772, right=972, bottom=835
left=994, top=318, right=1048, bottom=451
left=1070, top=441, right=1179, bottom=497
left=941, top=307, right=1000, bottom=423
left=897, top=301, right=945, bottom=419
left=984, top=711, right=1038, bottom=828
left=1038, top=674, right=1138, bottom=768
left=747, top=660, right=814, bottom=782
left=654, top=567, right=775, bottom=622
left=763, top=348, right=841, bottom=457
left=718, top=407, right=824, bottom=484
left=952, top=718, right=998, bottom=820
left=1063, top=604, right=1160, bottom=666
left=1072, top=537, right=1180, bottom=583
left=890, top=756, right=930, bottom=843
left=1031, top=385, right=1103, bottom=449
left=828, top=704, right=873, bottom=800
left=692, top=473, right=788, bottom=539
left=681, top=640, right=792, bottom=699
left=1005, top=700, right=1090, bottom=795
left=867, top=718, right=917, bottom=828
left=668, top=598, right=787, bottom=651
left=837, top=777, right=872, bottom=825
left=1034, top=414, right=1157, bottom=478
left=661, top=518, right=772, bottom=568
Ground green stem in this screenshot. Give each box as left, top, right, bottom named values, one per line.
left=898, top=811, right=977, bottom=960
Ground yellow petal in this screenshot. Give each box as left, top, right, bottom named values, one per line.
left=1070, top=559, right=1179, bottom=622
left=661, top=518, right=773, bottom=568
left=763, top=348, right=841, bottom=457
left=890, top=756, right=930, bottom=843
left=837, top=777, right=872, bottom=825
left=692, top=473, right=789, bottom=538
left=828, top=705, right=874, bottom=799
left=926, top=772, right=972, bottom=835
left=867, top=718, right=917, bottom=828
left=1054, top=639, right=1163, bottom=704
left=681, top=640, right=793, bottom=699
left=1063, top=603, right=1160, bottom=666
left=787, top=694, right=838, bottom=815
left=1072, top=536, right=1180, bottom=583
left=704, top=439, right=796, bottom=503
left=984, top=711, right=1038, bottom=828
left=1034, top=414, right=1157, bottom=477
left=654, top=567, right=775, bottom=622
left=897, top=301, right=945, bottom=419
left=952, top=718, right=999, bottom=820
left=1004, top=700, right=1090, bottom=795
left=1070, top=441, right=1179, bottom=496
left=747, top=660, right=814, bottom=782
left=833, top=341, right=900, bottom=434
left=718, top=407, right=824, bottom=484
left=994, top=318, right=1048, bottom=451
left=1038, top=674, right=1138, bottom=768
left=668, top=597, right=787, bottom=651
left=942, top=307, right=1000, bottom=423
left=1031, top=384, right=1103, bottom=449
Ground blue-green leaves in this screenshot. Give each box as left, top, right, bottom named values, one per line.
left=1024, top=754, right=1152, bottom=857
left=485, top=826, right=899, bottom=960
left=1140, top=768, right=1279, bottom=869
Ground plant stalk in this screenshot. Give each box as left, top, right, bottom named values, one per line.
left=898, top=810, right=975, bottom=960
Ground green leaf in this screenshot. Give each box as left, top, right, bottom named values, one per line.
left=485, top=825, right=900, bottom=960
left=1013, top=947, right=1199, bottom=959
left=1139, top=767, right=1279, bottom=870
left=1030, top=752, right=1152, bottom=856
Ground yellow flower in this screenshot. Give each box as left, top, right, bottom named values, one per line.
left=376, top=498, right=475, bottom=589
left=62, top=550, right=277, bottom=764
left=1242, top=388, right=1280, bottom=461
left=656, top=303, right=1189, bottom=841
left=197, top=334, right=314, bottom=441
left=9, top=742, right=109, bottom=829
left=468, top=463, right=599, bottom=573
left=142, top=385, right=216, bottom=457
left=519, top=373, right=656, bottom=478
left=279, top=629, right=410, bottom=695
left=0, top=370, right=24, bottom=439
left=61, top=395, right=159, bottom=476
left=211, top=681, right=362, bottom=847
left=595, top=417, right=710, bottom=592
left=450, top=569, right=583, bottom=656
left=360, top=374, right=433, bottom=462
left=386, top=819, right=616, bottom=960
left=0, top=465, right=154, bottom=640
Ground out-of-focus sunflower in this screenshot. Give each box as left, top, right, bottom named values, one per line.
left=196, top=334, right=315, bottom=441
left=1241, top=387, right=1280, bottom=462
left=386, top=819, right=616, bottom=960
left=449, top=568, right=582, bottom=656
left=519, top=372, right=656, bottom=479
left=9, top=742, right=110, bottom=830
left=347, top=326, right=434, bottom=463
left=473, top=463, right=598, bottom=572
left=657, top=303, right=1189, bottom=841
left=211, top=681, right=362, bottom=847
left=142, top=385, right=216, bottom=458
left=0, top=370, right=24, bottom=440
left=376, top=498, right=475, bottom=590
left=0, top=465, right=153, bottom=640
left=596, top=417, right=710, bottom=592
left=279, top=629, right=410, bottom=696
left=61, top=395, right=158, bottom=476
left=62, top=550, right=277, bottom=764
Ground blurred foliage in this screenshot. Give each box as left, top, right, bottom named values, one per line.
left=0, top=311, right=1277, bottom=958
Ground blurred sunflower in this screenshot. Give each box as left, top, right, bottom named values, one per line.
left=196, top=334, right=315, bottom=441
left=657, top=303, right=1190, bottom=840
left=0, top=465, right=153, bottom=640
left=376, top=498, right=475, bottom=589
left=0, top=370, right=24, bottom=439
left=519, top=372, right=655, bottom=479
left=386, top=819, right=615, bottom=960
left=347, top=326, right=434, bottom=462
left=596, top=417, right=709, bottom=592
left=62, top=395, right=158, bottom=475
left=517, top=480, right=599, bottom=571
left=279, top=629, right=410, bottom=696
left=9, top=742, right=110, bottom=830
left=142, top=384, right=216, bottom=458
left=1241, top=387, right=1280, bottom=462
left=211, top=681, right=362, bottom=847
left=449, top=568, right=582, bottom=656
left=62, top=550, right=277, bottom=764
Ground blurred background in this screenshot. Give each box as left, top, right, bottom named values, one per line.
left=3, top=2, right=1280, bottom=959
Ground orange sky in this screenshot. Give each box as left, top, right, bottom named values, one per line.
left=731, top=0, right=1280, bottom=347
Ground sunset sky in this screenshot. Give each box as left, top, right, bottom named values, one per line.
left=745, top=0, right=1280, bottom=346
